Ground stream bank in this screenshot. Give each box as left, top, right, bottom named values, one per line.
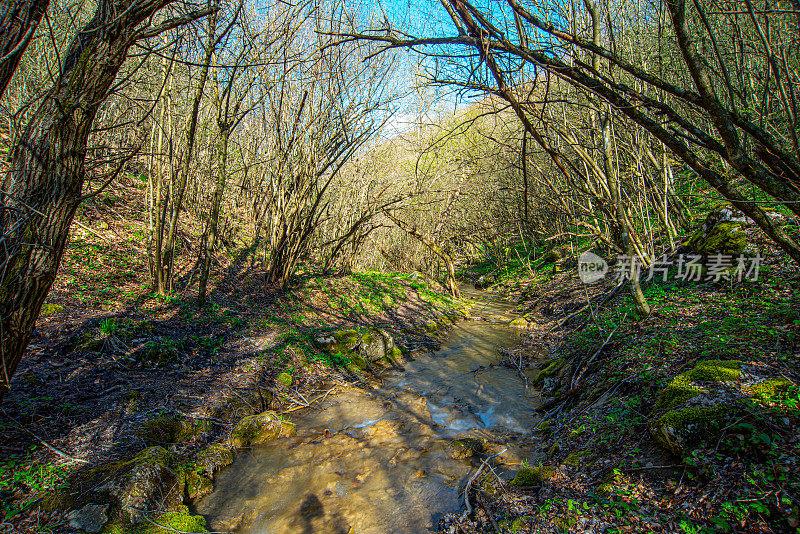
left=197, top=287, right=545, bottom=533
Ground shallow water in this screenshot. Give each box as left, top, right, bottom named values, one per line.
left=197, top=288, right=542, bottom=533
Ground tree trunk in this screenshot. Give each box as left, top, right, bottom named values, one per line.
left=0, top=0, right=49, bottom=98
left=0, top=0, right=212, bottom=400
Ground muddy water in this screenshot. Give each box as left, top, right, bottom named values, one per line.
left=198, top=289, right=542, bottom=533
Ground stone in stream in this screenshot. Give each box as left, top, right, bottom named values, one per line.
left=447, top=437, right=484, bottom=459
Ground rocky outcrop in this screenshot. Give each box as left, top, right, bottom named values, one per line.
left=315, top=327, right=402, bottom=366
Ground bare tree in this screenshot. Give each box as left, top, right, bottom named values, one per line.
left=0, top=0, right=214, bottom=399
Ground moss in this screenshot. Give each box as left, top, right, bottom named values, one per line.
left=688, top=360, right=742, bottom=382
left=276, top=371, right=293, bottom=388
left=650, top=405, right=737, bottom=455
left=656, top=360, right=741, bottom=410
left=747, top=378, right=795, bottom=400
left=360, top=331, right=375, bottom=344
left=40, top=303, right=64, bottom=315
left=102, top=506, right=207, bottom=533
left=391, top=346, right=402, bottom=359
left=563, top=449, right=591, bottom=467
left=510, top=465, right=556, bottom=486
left=229, top=411, right=296, bottom=448
left=533, top=358, right=565, bottom=384
left=195, top=444, right=233, bottom=476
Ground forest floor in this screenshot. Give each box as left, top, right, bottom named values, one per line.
left=0, top=181, right=464, bottom=533
left=453, top=220, right=800, bottom=533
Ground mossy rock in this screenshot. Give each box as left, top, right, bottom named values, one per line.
left=358, top=328, right=395, bottom=362
left=78, top=446, right=184, bottom=525
left=509, top=316, right=530, bottom=329
left=349, top=354, right=369, bottom=370
left=650, top=404, right=739, bottom=455
left=315, top=329, right=361, bottom=355
left=390, top=346, right=402, bottom=359
left=276, top=371, right=293, bottom=388
left=686, top=205, right=748, bottom=255
left=510, top=465, right=556, bottom=486
left=137, top=414, right=208, bottom=444
left=656, top=360, right=741, bottom=410
left=228, top=411, right=296, bottom=448
left=101, top=505, right=207, bottom=533
left=195, top=444, right=233, bottom=477
left=533, top=358, right=565, bottom=385
left=447, top=437, right=484, bottom=459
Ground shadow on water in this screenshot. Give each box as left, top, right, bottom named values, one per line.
left=197, top=287, right=543, bottom=534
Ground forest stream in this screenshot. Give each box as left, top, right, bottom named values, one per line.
left=197, top=288, right=544, bottom=533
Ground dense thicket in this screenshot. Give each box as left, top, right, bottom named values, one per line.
left=1, top=0, right=798, bottom=394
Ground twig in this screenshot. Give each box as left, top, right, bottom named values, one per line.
left=12, top=423, right=90, bottom=464
left=460, top=449, right=507, bottom=521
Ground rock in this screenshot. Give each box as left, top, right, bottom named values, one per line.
left=97, top=446, right=183, bottom=523
left=655, top=360, right=741, bottom=410
left=316, top=328, right=398, bottom=365
left=315, top=329, right=360, bottom=354
left=447, top=437, right=484, bottom=459
left=228, top=411, right=296, bottom=448
left=358, top=328, right=395, bottom=362
left=184, top=470, right=213, bottom=500
left=510, top=465, right=556, bottom=486
left=67, top=503, right=109, bottom=533
left=685, top=204, right=748, bottom=255
left=509, top=315, right=530, bottom=329
left=650, top=405, right=737, bottom=455
left=532, top=358, right=565, bottom=385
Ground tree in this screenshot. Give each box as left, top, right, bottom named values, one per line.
left=340, top=0, right=800, bottom=266
left=0, top=0, right=49, bottom=98
left=0, top=0, right=214, bottom=399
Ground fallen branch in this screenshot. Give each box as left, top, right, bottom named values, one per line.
left=460, top=449, right=507, bottom=522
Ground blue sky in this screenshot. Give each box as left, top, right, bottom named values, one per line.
left=358, top=0, right=480, bottom=138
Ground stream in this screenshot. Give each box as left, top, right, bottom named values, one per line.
left=197, top=288, right=543, bottom=533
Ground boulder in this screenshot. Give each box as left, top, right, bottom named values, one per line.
left=316, top=328, right=399, bottom=364
left=685, top=204, right=748, bottom=255
left=228, top=411, right=296, bottom=448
